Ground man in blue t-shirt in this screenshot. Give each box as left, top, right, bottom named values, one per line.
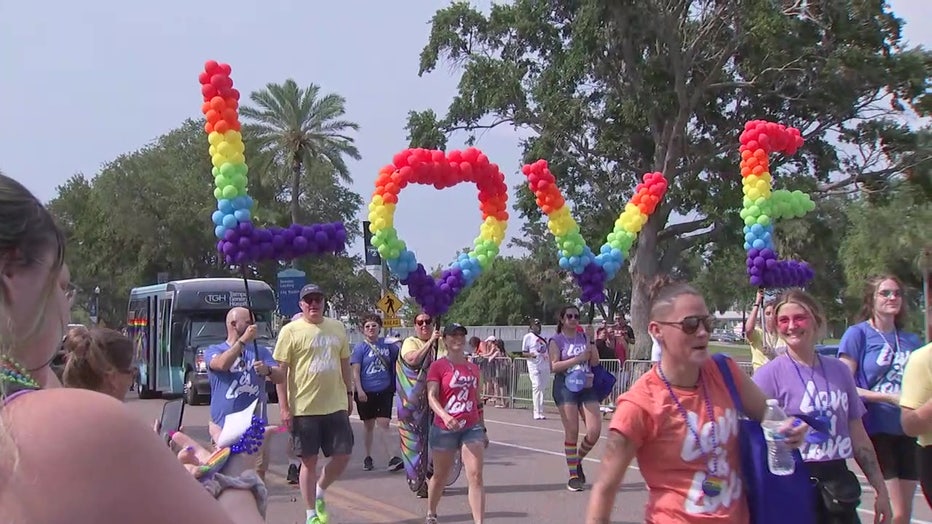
left=205, top=306, right=283, bottom=480
left=351, top=313, right=402, bottom=472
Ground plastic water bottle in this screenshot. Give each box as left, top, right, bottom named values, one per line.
left=761, top=399, right=795, bottom=476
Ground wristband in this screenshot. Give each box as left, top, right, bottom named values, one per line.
left=203, top=470, right=268, bottom=518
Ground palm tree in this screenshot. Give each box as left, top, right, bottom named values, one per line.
left=240, top=79, right=361, bottom=225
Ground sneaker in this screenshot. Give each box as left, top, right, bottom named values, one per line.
left=576, top=462, right=586, bottom=484
left=306, top=517, right=321, bottom=524
left=315, top=498, right=329, bottom=524
left=425, top=514, right=438, bottom=524
left=388, top=456, right=404, bottom=471
left=363, top=456, right=374, bottom=471
left=416, top=484, right=428, bottom=498
left=287, top=463, right=300, bottom=485
left=567, top=476, right=584, bottom=492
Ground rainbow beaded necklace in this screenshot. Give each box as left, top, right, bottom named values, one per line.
left=0, top=356, right=40, bottom=391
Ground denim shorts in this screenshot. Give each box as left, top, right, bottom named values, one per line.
left=429, top=423, right=486, bottom=451
left=552, top=373, right=599, bottom=407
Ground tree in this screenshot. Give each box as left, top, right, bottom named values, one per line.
left=407, top=0, right=931, bottom=357
left=445, top=257, right=544, bottom=325
left=240, top=80, right=361, bottom=227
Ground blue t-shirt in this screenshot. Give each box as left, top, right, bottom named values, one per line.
left=350, top=339, right=398, bottom=393
left=204, top=341, right=278, bottom=426
left=838, top=321, right=924, bottom=435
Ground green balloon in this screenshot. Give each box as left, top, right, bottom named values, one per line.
left=221, top=185, right=237, bottom=199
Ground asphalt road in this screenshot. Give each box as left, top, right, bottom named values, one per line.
left=126, top=396, right=932, bottom=524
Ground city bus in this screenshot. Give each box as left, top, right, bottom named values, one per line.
left=126, top=278, right=277, bottom=405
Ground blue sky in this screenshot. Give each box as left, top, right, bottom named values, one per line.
left=1, top=0, right=928, bottom=273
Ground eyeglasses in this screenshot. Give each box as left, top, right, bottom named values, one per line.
left=877, top=289, right=902, bottom=299
left=777, top=315, right=810, bottom=328
left=415, top=318, right=432, bottom=326
left=564, top=313, right=580, bottom=320
left=656, top=315, right=715, bottom=335
left=363, top=323, right=381, bottom=330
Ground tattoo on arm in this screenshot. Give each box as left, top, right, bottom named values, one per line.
left=853, top=444, right=884, bottom=488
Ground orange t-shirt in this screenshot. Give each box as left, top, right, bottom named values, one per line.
left=609, top=358, right=749, bottom=524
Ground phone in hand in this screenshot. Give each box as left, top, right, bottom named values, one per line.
left=159, top=398, right=185, bottom=444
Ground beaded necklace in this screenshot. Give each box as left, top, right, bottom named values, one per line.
left=0, top=355, right=40, bottom=391
left=657, top=364, right=724, bottom=497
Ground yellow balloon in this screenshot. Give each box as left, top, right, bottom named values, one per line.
left=208, top=132, right=223, bottom=146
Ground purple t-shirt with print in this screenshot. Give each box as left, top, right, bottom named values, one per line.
left=753, top=354, right=866, bottom=463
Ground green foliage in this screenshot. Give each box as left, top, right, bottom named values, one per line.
left=445, top=257, right=544, bottom=325
left=407, top=0, right=931, bottom=357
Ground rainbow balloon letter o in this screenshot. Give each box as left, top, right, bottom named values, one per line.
left=522, top=160, right=668, bottom=303
left=198, top=60, right=347, bottom=265
left=739, top=120, right=815, bottom=288
left=367, top=148, right=509, bottom=316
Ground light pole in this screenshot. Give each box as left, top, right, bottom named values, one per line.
left=90, top=286, right=101, bottom=326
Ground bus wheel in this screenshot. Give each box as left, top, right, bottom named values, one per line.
left=184, top=372, right=206, bottom=406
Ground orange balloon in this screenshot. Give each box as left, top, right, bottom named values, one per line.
left=542, top=205, right=553, bottom=214
left=201, top=102, right=211, bottom=114
left=231, top=121, right=241, bottom=132
left=210, top=96, right=226, bottom=112
left=222, top=109, right=238, bottom=123
left=205, top=109, right=221, bottom=124
left=752, top=165, right=765, bottom=175
left=204, top=122, right=214, bottom=134
left=383, top=193, right=398, bottom=204
left=214, top=120, right=231, bottom=134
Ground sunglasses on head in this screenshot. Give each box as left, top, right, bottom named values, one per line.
left=878, top=289, right=902, bottom=298
left=657, top=315, right=715, bottom=335
left=415, top=318, right=432, bottom=326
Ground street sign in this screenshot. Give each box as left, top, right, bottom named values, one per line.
left=277, top=269, right=306, bottom=318
left=376, top=292, right=403, bottom=317
left=376, top=292, right=403, bottom=328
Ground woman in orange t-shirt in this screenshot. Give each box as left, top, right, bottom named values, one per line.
left=586, top=277, right=808, bottom=523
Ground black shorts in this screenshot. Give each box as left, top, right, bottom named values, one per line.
left=355, top=388, right=394, bottom=421
left=871, top=433, right=919, bottom=481
left=291, top=411, right=355, bottom=458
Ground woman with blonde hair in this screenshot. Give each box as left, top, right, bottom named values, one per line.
left=0, top=173, right=266, bottom=523
left=837, top=275, right=923, bottom=524
left=754, top=289, right=892, bottom=523
left=62, top=326, right=136, bottom=401
left=586, top=276, right=808, bottom=523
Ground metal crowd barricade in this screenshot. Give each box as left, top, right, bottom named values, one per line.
left=497, top=357, right=755, bottom=414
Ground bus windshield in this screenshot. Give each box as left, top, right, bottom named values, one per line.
left=187, top=311, right=275, bottom=347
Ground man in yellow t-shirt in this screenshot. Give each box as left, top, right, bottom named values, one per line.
left=744, top=290, right=787, bottom=372
left=274, top=283, right=352, bottom=524
left=899, top=342, right=932, bottom=506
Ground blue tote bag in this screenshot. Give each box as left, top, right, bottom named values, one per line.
left=712, top=354, right=816, bottom=524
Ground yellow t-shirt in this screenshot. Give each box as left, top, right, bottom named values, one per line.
left=900, top=342, right=932, bottom=446
left=747, top=327, right=787, bottom=372
left=273, top=317, right=350, bottom=416
left=400, top=336, right=446, bottom=365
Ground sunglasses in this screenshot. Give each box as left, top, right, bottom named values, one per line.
left=415, top=318, right=432, bottom=326
left=363, top=323, right=381, bottom=330
left=656, top=315, right=715, bottom=335
left=563, top=313, right=580, bottom=320
left=777, top=315, right=810, bottom=328
left=303, top=295, right=324, bottom=304
left=877, top=289, right=902, bottom=299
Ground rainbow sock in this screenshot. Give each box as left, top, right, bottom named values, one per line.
left=579, top=436, right=596, bottom=460
left=564, top=440, right=579, bottom=478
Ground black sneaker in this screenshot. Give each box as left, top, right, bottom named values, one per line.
left=416, top=484, right=428, bottom=498
left=363, top=456, right=374, bottom=471
left=567, top=477, right=584, bottom=492
left=576, top=462, right=586, bottom=484
left=388, top=456, right=404, bottom=472
left=287, top=463, right=300, bottom=485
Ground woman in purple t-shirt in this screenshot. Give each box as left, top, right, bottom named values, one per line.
left=753, top=290, right=891, bottom=523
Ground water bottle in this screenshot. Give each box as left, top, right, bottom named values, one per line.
left=761, top=399, right=795, bottom=476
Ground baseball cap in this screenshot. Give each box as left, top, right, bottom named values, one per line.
left=485, top=335, right=497, bottom=342
left=299, top=283, right=325, bottom=299
left=443, top=323, right=468, bottom=336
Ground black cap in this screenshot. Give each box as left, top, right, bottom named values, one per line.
left=299, top=283, right=325, bottom=299
left=443, top=323, right=467, bottom=336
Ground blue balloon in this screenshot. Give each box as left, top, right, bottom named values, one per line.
left=222, top=214, right=237, bottom=229
left=212, top=210, right=224, bottom=226
left=750, top=223, right=764, bottom=235
left=218, top=199, right=234, bottom=214
left=234, top=209, right=251, bottom=222
left=214, top=225, right=226, bottom=238
left=752, top=239, right=766, bottom=250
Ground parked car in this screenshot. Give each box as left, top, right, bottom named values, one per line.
left=710, top=329, right=742, bottom=343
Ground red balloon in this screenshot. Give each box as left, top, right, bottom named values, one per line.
left=210, top=74, right=227, bottom=89
left=204, top=60, right=221, bottom=74
left=198, top=72, right=211, bottom=85
left=202, top=84, right=218, bottom=99
left=219, top=63, right=232, bottom=76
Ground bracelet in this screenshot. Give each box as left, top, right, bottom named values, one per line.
left=203, top=470, right=268, bottom=518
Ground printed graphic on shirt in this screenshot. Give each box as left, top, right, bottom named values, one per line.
left=444, top=368, right=479, bottom=416
left=797, top=380, right=851, bottom=461
left=365, top=347, right=390, bottom=376
left=871, top=343, right=910, bottom=395
left=681, top=408, right=742, bottom=515
left=307, top=334, right=342, bottom=374
left=225, top=356, right=261, bottom=400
